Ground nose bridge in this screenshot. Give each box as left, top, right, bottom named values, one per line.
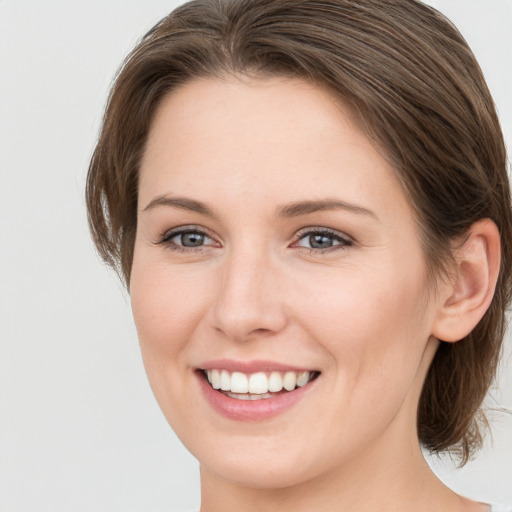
left=211, top=241, right=286, bottom=341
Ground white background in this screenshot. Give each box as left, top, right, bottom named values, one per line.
left=0, top=1, right=511, bottom=511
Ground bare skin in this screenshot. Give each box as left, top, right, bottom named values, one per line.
left=130, top=75, right=498, bottom=512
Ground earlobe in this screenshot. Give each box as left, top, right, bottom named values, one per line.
left=432, top=219, right=501, bottom=343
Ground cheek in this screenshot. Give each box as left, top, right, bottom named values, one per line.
left=130, top=256, right=209, bottom=366
left=129, top=256, right=214, bottom=428
left=292, top=259, right=431, bottom=395
left=282, top=265, right=432, bottom=461
left=296, top=259, right=426, bottom=337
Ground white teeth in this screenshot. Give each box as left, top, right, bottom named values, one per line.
left=204, top=368, right=317, bottom=395
left=268, top=371, right=283, bottom=392
left=232, top=393, right=251, bottom=400
left=296, top=371, right=310, bottom=387
left=220, top=370, right=231, bottom=391
left=283, top=371, right=297, bottom=391
left=211, top=369, right=221, bottom=390
left=249, top=372, right=269, bottom=394
left=230, top=372, right=249, bottom=393
left=226, top=392, right=273, bottom=400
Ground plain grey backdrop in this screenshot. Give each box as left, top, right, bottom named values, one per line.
left=0, top=1, right=511, bottom=511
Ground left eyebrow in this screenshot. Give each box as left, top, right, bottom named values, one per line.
left=275, top=199, right=377, bottom=219
left=142, top=195, right=216, bottom=218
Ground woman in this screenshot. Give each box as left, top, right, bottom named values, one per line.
left=86, top=1, right=512, bottom=510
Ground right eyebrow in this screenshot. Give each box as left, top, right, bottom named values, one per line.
left=276, top=198, right=377, bottom=219
left=142, top=195, right=216, bottom=218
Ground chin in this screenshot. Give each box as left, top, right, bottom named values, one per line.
left=200, top=453, right=321, bottom=490
left=184, top=428, right=334, bottom=490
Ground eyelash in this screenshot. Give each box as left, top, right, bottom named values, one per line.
left=157, top=226, right=353, bottom=254
left=293, top=227, right=353, bottom=254
left=158, top=225, right=216, bottom=254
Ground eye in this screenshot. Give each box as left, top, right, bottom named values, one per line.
left=159, top=226, right=218, bottom=252
left=293, top=228, right=353, bottom=252
left=172, top=231, right=208, bottom=247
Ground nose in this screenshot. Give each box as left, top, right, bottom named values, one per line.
left=210, top=247, right=288, bottom=343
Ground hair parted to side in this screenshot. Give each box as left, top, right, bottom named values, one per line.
left=86, top=0, right=512, bottom=463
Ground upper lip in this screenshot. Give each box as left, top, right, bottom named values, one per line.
left=198, top=359, right=318, bottom=374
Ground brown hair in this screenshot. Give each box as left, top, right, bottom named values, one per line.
left=86, top=0, right=512, bottom=463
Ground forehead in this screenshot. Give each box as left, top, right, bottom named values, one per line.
left=144, top=75, right=365, bottom=159
left=139, top=75, right=409, bottom=223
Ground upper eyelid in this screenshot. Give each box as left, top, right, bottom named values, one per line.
left=294, top=226, right=353, bottom=242
left=161, top=225, right=214, bottom=240
left=160, top=225, right=350, bottom=236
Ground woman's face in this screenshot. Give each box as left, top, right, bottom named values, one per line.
left=131, top=76, right=442, bottom=488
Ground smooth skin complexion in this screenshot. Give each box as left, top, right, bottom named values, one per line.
left=130, top=76, right=499, bottom=512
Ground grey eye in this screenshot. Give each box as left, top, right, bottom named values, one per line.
left=307, top=233, right=338, bottom=249
left=295, top=229, right=352, bottom=252
left=171, top=231, right=209, bottom=247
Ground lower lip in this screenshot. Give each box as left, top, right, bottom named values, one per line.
left=196, top=372, right=317, bottom=421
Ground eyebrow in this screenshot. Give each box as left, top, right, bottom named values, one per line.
left=276, top=199, right=377, bottom=219
left=142, top=195, right=376, bottom=220
left=143, top=195, right=216, bottom=218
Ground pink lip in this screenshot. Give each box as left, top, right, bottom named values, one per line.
left=198, top=358, right=314, bottom=373
left=195, top=369, right=318, bottom=422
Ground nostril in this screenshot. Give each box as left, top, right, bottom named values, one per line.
left=249, top=327, right=273, bottom=336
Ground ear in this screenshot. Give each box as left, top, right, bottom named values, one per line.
left=432, top=219, right=501, bottom=343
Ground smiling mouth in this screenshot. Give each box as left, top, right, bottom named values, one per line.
left=200, top=369, right=320, bottom=400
